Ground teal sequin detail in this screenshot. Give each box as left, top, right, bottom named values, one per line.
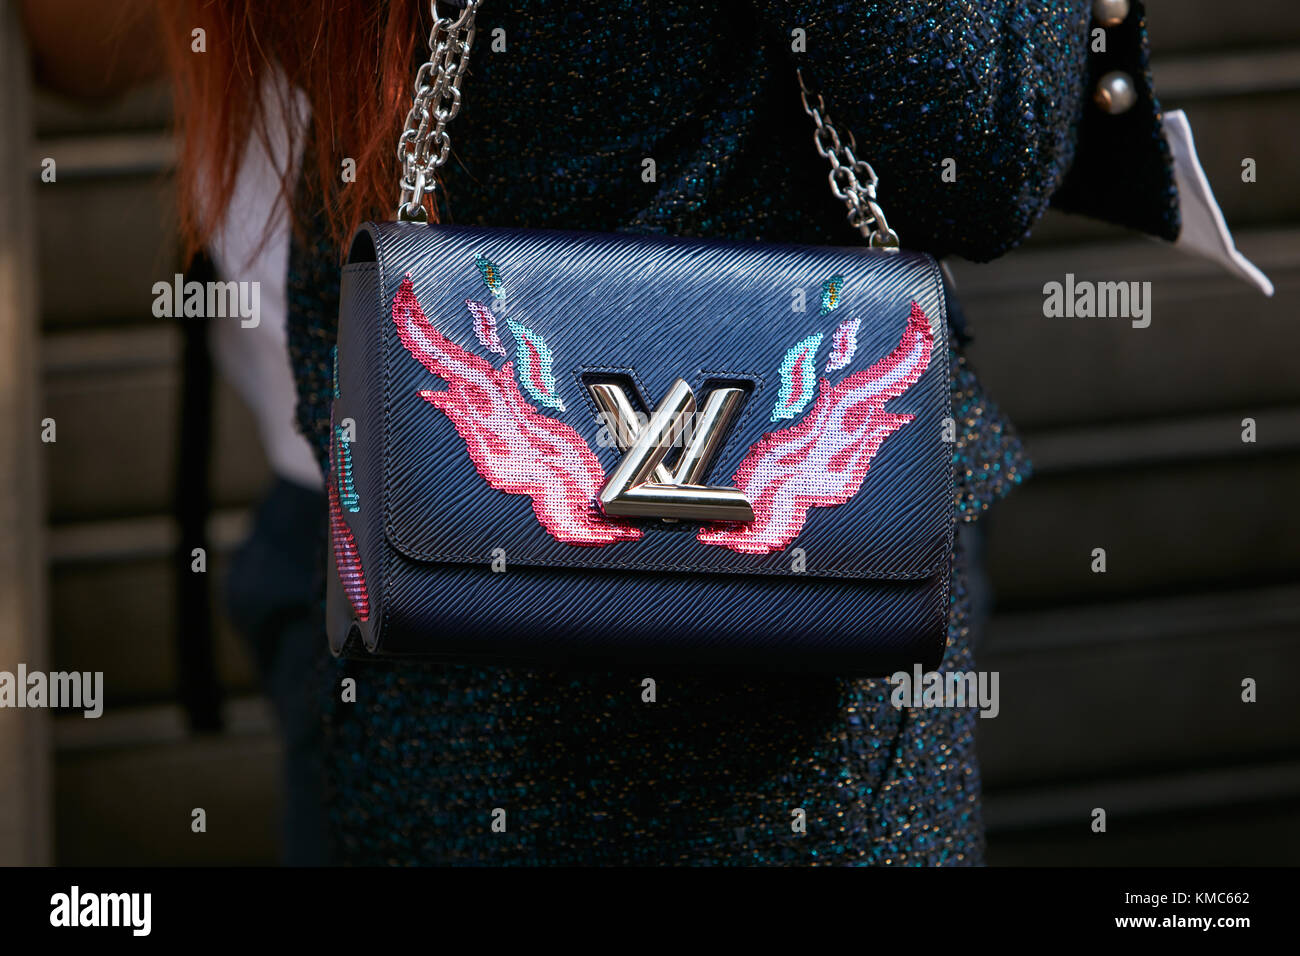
left=820, top=275, right=844, bottom=316
left=476, top=256, right=503, bottom=300
left=335, top=425, right=359, bottom=513
left=506, top=318, right=566, bottom=412
left=774, top=332, right=822, bottom=420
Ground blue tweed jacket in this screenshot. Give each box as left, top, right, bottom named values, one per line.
left=285, top=0, right=1178, bottom=865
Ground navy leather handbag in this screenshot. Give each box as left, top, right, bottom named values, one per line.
left=325, top=1, right=954, bottom=673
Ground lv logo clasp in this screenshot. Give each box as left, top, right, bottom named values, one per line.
left=589, top=379, right=754, bottom=522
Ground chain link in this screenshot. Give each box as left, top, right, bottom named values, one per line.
left=395, top=0, right=480, bottom=221
left=394, top=5, right=899, bottom=248
left=796, top=68, right=899, bottom=248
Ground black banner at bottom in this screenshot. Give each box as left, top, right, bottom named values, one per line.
left=0, top=865, right=1279, bottom=942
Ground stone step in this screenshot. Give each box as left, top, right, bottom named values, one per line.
left=977, top=585, right=1300, bottom=787
left=54, top=697, right=278, bottom=865
left=42, top=326, right=271, bottom=523
left=49, top=514, right=261, bottom=704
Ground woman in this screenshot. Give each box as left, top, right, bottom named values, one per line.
left=99, top=0, right=1188, bottom=863
left=163, top=0, right=1193, bottom=866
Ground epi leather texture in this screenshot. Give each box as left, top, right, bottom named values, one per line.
left=327, top=222, right=954, bottom=673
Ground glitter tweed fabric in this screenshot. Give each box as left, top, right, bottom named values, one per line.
left=283, top=0, right=1178, bottom=864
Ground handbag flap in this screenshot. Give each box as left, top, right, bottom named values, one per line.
left=362, top=222, right=952, bottom=582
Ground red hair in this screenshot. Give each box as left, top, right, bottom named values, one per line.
left=157, top=0, right=430, bottom=261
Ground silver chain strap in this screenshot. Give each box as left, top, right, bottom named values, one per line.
left=395, top=0, right=480, bottom=221
left=394, top=0, right=901, bottom=248
left=797, top=69, right=899, bottom=248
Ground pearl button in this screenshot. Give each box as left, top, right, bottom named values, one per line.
left=1092, top=0, right=1131, bottom=28
left=1094, top=70, right=1137, bottom=114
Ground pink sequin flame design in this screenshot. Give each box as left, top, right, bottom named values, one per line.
left=329, top=478, right=370, bottom=621
left=698, top=302, right=935, bottom=555
left=392, top=274, right=641, bottom=546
